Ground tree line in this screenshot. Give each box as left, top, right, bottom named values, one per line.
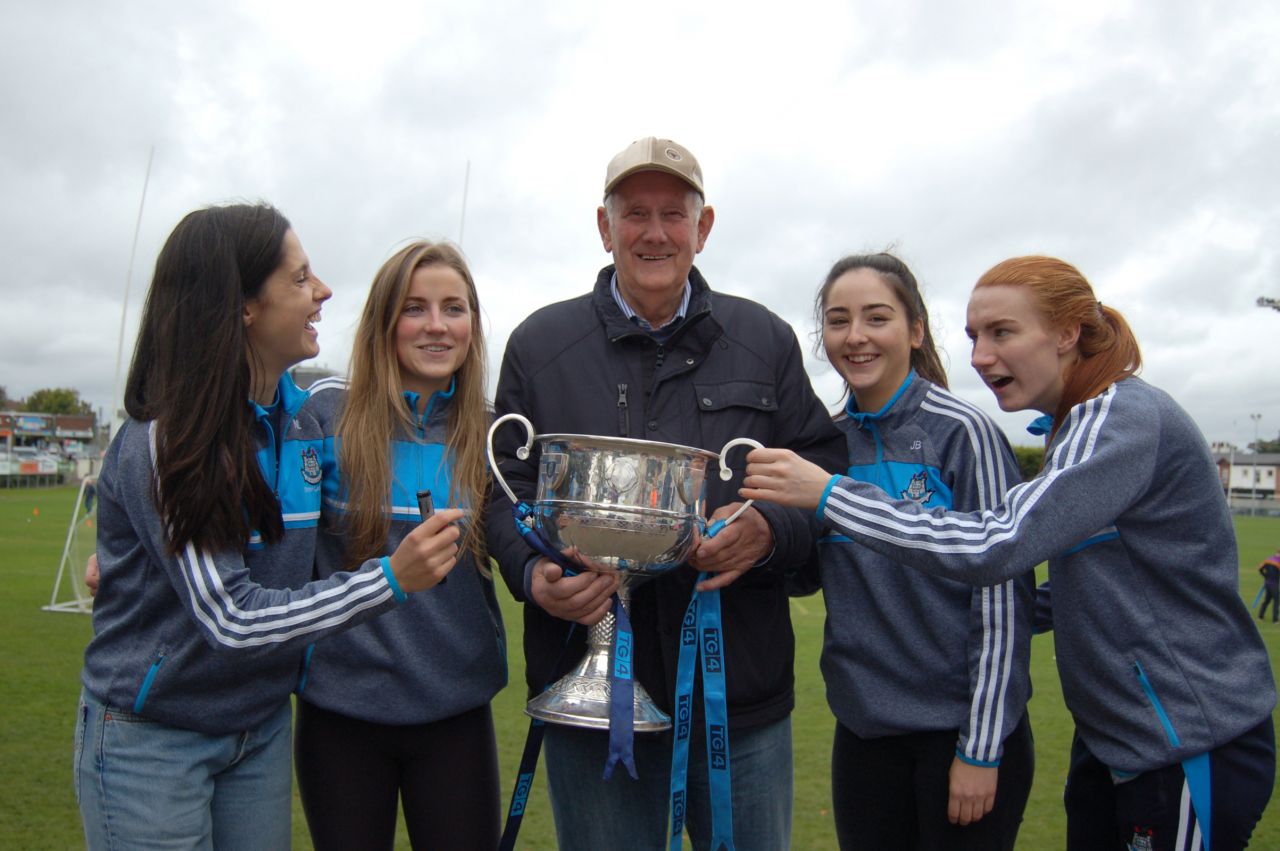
left=0, top=386, right=94, bottom=416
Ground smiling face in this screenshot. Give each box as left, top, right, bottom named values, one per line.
left=966, top=284, right=1078, bottom=414
left=394, top=262, right=473, bottom=399
left=243, top=229, right=331, bottom=386
left=822, top=268, right=924, bottom=413
left=597, top=170, right=714, bottom=325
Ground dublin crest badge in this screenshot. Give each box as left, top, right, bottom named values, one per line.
left=901, top=471, right=934, bottom=503
left=300, top=447, right=322, bottom=485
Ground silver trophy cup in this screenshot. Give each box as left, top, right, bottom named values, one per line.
left=488, top=413, right=760, bottom=730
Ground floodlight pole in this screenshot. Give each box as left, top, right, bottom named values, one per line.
left=458, top=160, right=471, bottom=248
left=110, top=146, right=155, bottom=442
left=1250, top=413, right=1262, bottom=515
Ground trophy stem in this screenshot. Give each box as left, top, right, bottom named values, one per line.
left=525, top=579, right=672, bottom=731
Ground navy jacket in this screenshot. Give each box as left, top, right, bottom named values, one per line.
left=486, top=265, right=846, bottom=729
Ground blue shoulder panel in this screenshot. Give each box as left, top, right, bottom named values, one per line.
left=846, top=460, right=953, bottom=510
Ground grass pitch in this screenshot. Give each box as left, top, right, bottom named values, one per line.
left=2, top=485, right=1277, bottom=848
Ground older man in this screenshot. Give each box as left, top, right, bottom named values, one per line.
left=487, top=137, right=844, bottom=850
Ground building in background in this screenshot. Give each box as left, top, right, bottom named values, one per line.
left=1213, top=447, right=1280, bottom=515
left=0, top=411, right=99, bottom=485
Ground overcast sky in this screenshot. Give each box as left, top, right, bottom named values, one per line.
left=3, top=0, right=1277, bottom=449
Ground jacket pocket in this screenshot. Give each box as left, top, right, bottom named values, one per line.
left=132, top=654, right=166, bottom=714
left=297, top=644, right=315, bottom=694
left=1133, top=658, right=1181, bottom=747
left=692, top=380, right=779, bottom=415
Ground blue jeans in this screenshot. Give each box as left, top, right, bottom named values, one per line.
left=74, top=688, right=292, bottom=850
left=544, top=715, right=793, bottom=851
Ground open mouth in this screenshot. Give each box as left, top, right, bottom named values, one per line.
left=987, top=375, right=1013, bottom=389
left=305, top=311, right=321, bottom=332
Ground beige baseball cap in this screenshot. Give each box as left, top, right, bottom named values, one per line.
left=603, top=137, right=704, bottom=198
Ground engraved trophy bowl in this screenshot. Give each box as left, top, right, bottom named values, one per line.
left=487, top=413, right=759, bottom=731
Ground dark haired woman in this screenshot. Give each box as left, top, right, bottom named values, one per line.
left=295, top=241, right=506, bottom=850
left=74, top=204, right=463, bottom=850
left=742, top=256, right=1276, bottom=850
left=805, top=253, right=1033, bottom=849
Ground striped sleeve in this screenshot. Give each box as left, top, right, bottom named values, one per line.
left=144, top=419, right=399, bottom=653
left=821, top=386, right=1148, bottom=586
left=174, top=543, right=397, bottom=649
left=922, top=388, right=1030, bottom=765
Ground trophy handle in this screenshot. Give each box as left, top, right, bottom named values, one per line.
left=707, top=437, right=765, bottom=536
left=487, top=413, right=535, bottom=505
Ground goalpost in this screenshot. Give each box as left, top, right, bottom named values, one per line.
left=43, top=475, right=97, bottom=614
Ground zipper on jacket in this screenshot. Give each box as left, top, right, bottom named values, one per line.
left=297, top=644, right=315, bottom=694
left=133, top=654, right=166, bottom=713
left=260, top=416, right=280, bottom=497
left=617, top=384, right=630, bottom=438
left=1133, top=659, right=1181, bottom=747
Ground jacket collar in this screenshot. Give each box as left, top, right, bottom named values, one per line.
left=402, top=375, right=457, bottom=427
left=250, top=372, right=310, bottom=423
left=592, top=264, right=716, bottom=346
left=845, top=370, right=922, bottom=430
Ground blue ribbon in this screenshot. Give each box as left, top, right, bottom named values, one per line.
left=498, top=717, right=545, bottom=851
left=698, top=578, right=734, bottom=851
left=510, top=502, right=637, bottom=780
left=669, top=592, right=697, bottom=848
left=668, top=519, right=736, bottom=851
left=604, top=592, right=638, bottom=780
left=512, top=502, right=580, bottom=578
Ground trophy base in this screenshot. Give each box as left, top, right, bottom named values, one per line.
left=525, top=649, right=672, bottom=731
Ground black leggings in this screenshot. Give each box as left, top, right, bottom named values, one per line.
left=832, top=715, right=1035, bottom=850
left=1064, top=719, right=1275, bottom=850
left=294, top=699, right=501, bottom=851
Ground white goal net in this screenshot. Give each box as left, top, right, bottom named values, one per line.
left=43, top=476, right=97, bottom=614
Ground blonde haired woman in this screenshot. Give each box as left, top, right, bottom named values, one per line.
left=295, top=241, right=506, bottom=850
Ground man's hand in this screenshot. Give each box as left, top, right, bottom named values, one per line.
left=689, top=503, right=771, bottom=592
left=530, top=558, right=619, bottom=625
left=948, top=757, right=997, bottom=825
left=739, top=448, right=831, bottom=512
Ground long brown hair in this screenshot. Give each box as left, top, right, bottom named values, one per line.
left=126, top=203, right=291, bottom=554
left=338, top=241, right=490, bottom=567
left=815, top=252, right=948, bottom=404
left=974, top=256, right=1141, bottom=444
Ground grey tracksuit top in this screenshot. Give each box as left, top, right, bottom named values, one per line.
left=80, top=376, right=405, bottom=735
left=817, top=374, right=1034, bottom=766
left=297, top=379, right=508, bottom=725
left=817, top=377, right=1275, bottom=773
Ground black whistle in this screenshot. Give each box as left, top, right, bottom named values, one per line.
left=416, top=490, right=445, bottom=585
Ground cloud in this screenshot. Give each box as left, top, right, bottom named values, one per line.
left=2, top=0, right=1277, bottom=449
